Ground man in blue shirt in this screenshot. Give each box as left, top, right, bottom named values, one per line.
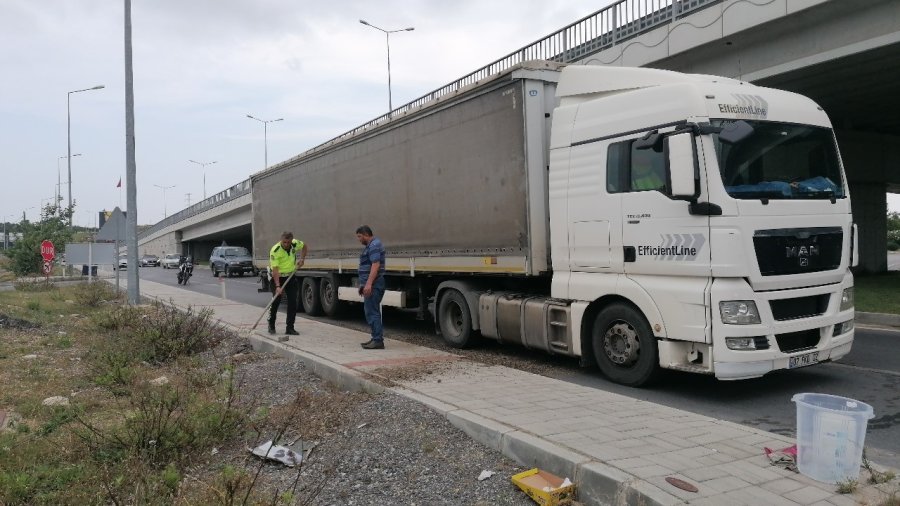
left=356, top=225, right=385, bottom=349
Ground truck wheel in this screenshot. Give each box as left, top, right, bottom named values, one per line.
left=211, top=265, right=218, bottom=277
left=301, top=277, right=323, bottom=316
left=591, top=303, right=660, bottom=387
left=319, top=276, right=345, bottom=317
left=438, top=289, right=474, bottom=348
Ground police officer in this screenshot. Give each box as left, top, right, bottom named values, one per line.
left=268, top=231, right=307, bottom=335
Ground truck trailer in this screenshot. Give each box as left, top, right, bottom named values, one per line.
left=251, top=61, right=856, bottom=386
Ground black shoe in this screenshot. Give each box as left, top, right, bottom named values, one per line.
left=360, top=339, right=373, bottom=346
left=361, top=340, right=384, bottom=350
left=285, top=328, right=299, bottom=336
left=267, top=323, right=276, bottom=335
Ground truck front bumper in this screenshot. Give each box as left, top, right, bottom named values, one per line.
left=711, top=273, right=855, bottom=380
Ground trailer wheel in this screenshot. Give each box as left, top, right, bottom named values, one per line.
left=438, top=289, right=474, bottom=348
left=301, top=277, right=323, bottom=316
left=319, top=276, right=345, bottom=318
left=591, top=303, right=660, bottom=387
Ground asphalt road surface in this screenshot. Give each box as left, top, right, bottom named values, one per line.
left=135, top=265, right=900, bottom=469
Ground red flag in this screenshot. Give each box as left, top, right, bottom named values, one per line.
left=116, top=177, right=122, bottom=188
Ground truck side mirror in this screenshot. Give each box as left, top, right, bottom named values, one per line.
left=666, top=132, right=698, bottom=199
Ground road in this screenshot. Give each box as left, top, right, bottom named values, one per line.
left=135, top=265, right=900, bottom=469
left=889, top=251, right=900, bottom=271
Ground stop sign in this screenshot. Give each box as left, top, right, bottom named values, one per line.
left=40, top=240, right=55, bottom=261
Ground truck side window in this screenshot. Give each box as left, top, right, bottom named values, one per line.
left=606, top=139, right=668, bottom=194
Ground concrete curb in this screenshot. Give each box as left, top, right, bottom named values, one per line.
left=857, top=311, right=900, bottom=328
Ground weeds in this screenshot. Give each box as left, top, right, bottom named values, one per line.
left=880, top=492, right=900, bottom=506
left=836, top=478, right=858, bottom=494
left=13, top=279, right=55, bottom=292
left=864, top=449, right=897, bottom=484
left=73, top=280, right=118, bottom=307
left=26, top=300, right=41, bottom=311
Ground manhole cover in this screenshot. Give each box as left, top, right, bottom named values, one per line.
left=665, top=477, right=699, bottom=493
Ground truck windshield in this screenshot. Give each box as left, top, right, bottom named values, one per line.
left=711, top=120, right=845, bottom=200
left=223, top=247, right=249, bottom=257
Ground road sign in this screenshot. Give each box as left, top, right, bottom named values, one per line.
left=42, top=261, right=53, bottom=276
left=40, top=240, right=56, bottom=261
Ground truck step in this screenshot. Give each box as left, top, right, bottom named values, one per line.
left=549, top=340, right=569, bottom=351
left=665, top=363, right=714, bottom=375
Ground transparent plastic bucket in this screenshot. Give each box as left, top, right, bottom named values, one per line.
left=791, top=393, right=874, bottom=483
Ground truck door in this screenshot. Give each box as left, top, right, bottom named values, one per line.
left=616, top=132, right=712, bottom=341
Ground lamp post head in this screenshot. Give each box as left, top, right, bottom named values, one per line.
left=405, top=27, right=415, bottom=31
left=359, top=19, right=369, bottom=26
left=91, top=85, right=105, bottom=90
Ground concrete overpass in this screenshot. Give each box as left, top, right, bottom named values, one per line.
left=138, top=179, right=251, bottom=263
left=139, top=0, right=899, bottom=272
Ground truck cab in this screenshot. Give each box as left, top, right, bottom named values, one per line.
left=549, top=66, right=855, bottom=385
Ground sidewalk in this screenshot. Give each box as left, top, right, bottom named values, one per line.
left=128, top=279, right=896, bottom=506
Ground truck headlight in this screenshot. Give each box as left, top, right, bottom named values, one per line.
left=719, top=301, right=761, bottom=325
left=840, top=288, right=854, bottom=312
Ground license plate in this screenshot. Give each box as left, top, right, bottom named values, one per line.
left=788, top=351, right=820, bottom=369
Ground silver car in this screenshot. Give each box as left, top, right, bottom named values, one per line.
left=161, top=254, right=181, bottom=269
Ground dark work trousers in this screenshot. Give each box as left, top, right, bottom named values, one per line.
left=363, top=276, right=385, bottom=342
left=268, top=275, right=299, bottom=330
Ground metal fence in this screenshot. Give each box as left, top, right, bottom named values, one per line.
left=139, top=178, right=251, bottom=239
left=320, top=0, right=721, bottom=147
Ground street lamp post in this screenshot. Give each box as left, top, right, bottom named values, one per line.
left=246, top=115, right=282, bottom=170
left=2, top=214, right=13, bottom=250
left=153, top=184, right=175, bottom=219
left=58, top=153, right=81, bottom=203
left=359, top=19, right=414, bottom=113
left=188, top=159, right=217, bottom=199
left=67, top=85, right=104, bottom=224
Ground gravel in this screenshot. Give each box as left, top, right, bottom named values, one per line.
left=207, top=339, right=539, bottom=506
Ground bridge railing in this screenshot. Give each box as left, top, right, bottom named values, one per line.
left=306, top=0, right=721, bottom=152
left=139, top=178, right=251, bottom=239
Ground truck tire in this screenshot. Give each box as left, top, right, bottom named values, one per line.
left=301, top=277, right=323, bottom=316
left=319, top=276, right=345, bottom=318
left=591, top=303, right=660, bottom=387
left=211, top=264, right=218, bottom=277
left=438, top=289, right=474, bottom=348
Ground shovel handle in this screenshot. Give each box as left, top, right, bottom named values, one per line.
left=250, top=271, right=298, bottom=331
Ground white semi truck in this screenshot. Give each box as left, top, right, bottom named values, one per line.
left=251, top=61, right=856, bottom=386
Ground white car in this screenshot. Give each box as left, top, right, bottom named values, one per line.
left=117, top=256, right=128, bottom=269
left=161, top=254, right=181, bottom=269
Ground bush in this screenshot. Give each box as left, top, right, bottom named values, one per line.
left=133, top=303, right=224, bottom=364
left=889, top=241, right=899, bottom=252
left=73, top=281, right=119, bottom=307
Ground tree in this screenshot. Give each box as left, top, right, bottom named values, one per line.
left=8, top=200, right=75, bottom=275
left=887, top=207, right=900, bottom=251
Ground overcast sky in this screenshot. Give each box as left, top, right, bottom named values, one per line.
left=2, top=1, right=898, bottom=227
left=0, top=0, right=610, bottom=226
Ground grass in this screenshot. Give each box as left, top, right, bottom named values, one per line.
left=855, top=271, right=900, bottom=315
left=0, top=282, right=307, bottom=505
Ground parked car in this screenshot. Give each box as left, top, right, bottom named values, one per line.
left=140, top=254, right=159, bottom=267
left=210, top=246, right=257, bottom=277
left=161, top=254, right=181, bottom=269
left=117, top=256, right=127, bottom=269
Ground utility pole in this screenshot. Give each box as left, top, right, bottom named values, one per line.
left=124, top=0, right=139, bottom=304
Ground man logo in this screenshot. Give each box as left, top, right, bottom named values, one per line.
left=800, top=258, right=809, bottom=267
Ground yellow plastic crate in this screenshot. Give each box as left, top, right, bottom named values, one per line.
left=511, top=468, right=576, bottom=506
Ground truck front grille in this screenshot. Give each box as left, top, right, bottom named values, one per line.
left=775, top=329, right=821, bottom=353
left=770, top=294, right=830, bottom=321
left=753, top=227, right=842, bottom=276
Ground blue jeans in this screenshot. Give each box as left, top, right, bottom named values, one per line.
left=363, top=277, right=385, bottom=342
